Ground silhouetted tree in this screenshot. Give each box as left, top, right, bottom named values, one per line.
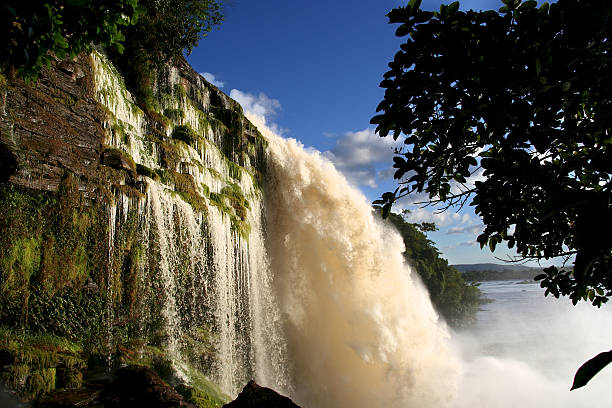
left=372, top=0, right=611, bottom=388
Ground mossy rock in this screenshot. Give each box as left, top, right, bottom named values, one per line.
left=136, top=163, right=160, bottom=181
left=25, top=368, right=56, bottom=399
left=164, top=108, right=185, bottom=122
left=176, top=383, right=225, bottom=408
left=101, top=147, right=136, bottom=174
left=56, top=367, right=83, bottom=389
left=172, top=124, right=198, bottom=146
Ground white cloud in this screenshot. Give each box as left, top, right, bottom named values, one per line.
left=447, top=224, right=484, bottom=235
left=200, top=72, right=224, bottom=88
left=399, top=206, right=473, bottom=228
left=443, top=240, right=480, bottom=250
left=229, top=89, right=287, bottom=135
left=322, top=128, right=401, bottom=188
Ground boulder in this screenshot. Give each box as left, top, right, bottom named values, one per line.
left=222, top=380, right=300, bottom=408
left=103, top=366, right=192, bottom=408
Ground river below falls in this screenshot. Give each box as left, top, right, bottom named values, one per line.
left=453, top=280, right=612, bottom=407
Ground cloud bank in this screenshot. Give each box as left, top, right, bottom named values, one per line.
left=323, top=128, right=401, bottom=188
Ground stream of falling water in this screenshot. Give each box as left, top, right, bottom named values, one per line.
left=253, top=113, right=459, bottom=408
left=92, top=51, right=458, bottom=405
left=132, top=178, right=285, bottom=396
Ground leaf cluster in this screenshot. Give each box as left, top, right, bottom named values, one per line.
left=1, top=0, right=145, bottom=83
left=372, top=0, right=611, bottom=305
left=123, top=0, right=223, bottom=67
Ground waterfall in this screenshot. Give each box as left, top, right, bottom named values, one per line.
left=252, top=114, right=459, bottom=408
left=138, top=181, right=283, bottom=394
left=90, top=51, right=458, bottom=406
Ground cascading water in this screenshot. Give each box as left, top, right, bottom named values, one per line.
left=91, top=50, right=458, bottom=406
left=253, top=114, right=459, bottom=408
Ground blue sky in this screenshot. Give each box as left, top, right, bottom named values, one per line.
left=187, top=0, right=544, bottom=266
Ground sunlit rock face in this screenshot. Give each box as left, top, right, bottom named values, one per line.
left=0, top=51, right=457, bottom=407
left=1, top=51, right=280, bottom=398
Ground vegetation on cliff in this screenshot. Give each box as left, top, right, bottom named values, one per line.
left=1, top=0, right=222, bottom=84
left=376, top=207, right=481, bottom=328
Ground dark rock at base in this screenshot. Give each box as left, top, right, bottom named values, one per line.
left=102, top=366, right=193, bottom=408
left=36, top=389, right=99, bottom=407
left=0, top=383, right=28, bottom=408
left=222, top=381, right=300, bottom=408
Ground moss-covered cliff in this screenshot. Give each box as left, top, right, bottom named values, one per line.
left=0, top=51, right=270, bottom=406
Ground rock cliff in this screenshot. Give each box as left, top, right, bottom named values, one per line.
left=0, top=50, right=273, bottom=406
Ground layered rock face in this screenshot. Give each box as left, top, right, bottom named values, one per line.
left=0, top=51, right=282, bottom=405
left=0, top=57, right=104, bottom=192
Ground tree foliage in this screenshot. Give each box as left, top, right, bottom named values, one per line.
left=1, top=0, right=222, bottom=84
left=123, top=0, right=223, bottom=67
left=1, top=0, right=146, bottom=83
left=372, top=0, right=612, bottom=307
left=377, top=208, right=481, bottom=327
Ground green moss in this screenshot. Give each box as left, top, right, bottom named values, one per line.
left=159, top=140, right=182, bottom=170
left=173, top=83, right=187, bottom=99
left=226, top=160, right=242, bottom=182
left=0, top=178, right=107, bottom=331
left=177, top=191, right=208, bottom=215
left=200, top=183, right=210, bottom=198
left=164, top=108, right=184, bottom=122
left=172, top=124, right=198, bottom=146
left=175, top=367, right=229, bottom=408
left=207, top=184, right=251, bottom=239
left=206, top=167, right=223, bottom=180
left=2, top=364, right=30, bottom=389
left=0, top=327, right=87, bottom=399
left=1, top=237, right=42, bottom=293
left=25, top=368, right=55, bottom=398
left=221, top=183, right=249, bottom=221
left=176, top=383, right=226, bottom=408
left=57, top=367, right=83, bottom=389
left=136, top=163, right=160, bottom=181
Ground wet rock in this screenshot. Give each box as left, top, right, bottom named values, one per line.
left=222, top=380, right=301, bottom=408
left=101, top=147, right=136, bottom=174
left=0, top=141, right=18, bottom=182
left=103, top=366, right=192, bottom=408
left=36, top=389, right=99, bottom=407
left=0, top=53, right=105, bottom=194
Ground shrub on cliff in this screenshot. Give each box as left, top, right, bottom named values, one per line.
left=376, top=207, right=481, bottom=327
left=1, top=0, right=222, bottom=85
left=1, top=1, right=146, bottom=83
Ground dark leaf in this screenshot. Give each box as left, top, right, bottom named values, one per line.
left=382, top=203, right=392, bottom=219
left=571, top=351, right=612, bottom=390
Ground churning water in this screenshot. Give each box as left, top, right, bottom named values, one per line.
left=455, top=280, right=612, bottom=407
left=255, top=114, right=458, bottom=408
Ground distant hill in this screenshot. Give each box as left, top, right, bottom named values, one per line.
left=452, top=263, right=538, bottom=273
left=452, top=263, right=543, bottom=282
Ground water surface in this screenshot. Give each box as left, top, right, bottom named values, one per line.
left=455, top=280, right=612, bottom=407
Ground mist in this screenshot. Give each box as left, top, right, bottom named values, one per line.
left=454, top=281, right=612, bottom=407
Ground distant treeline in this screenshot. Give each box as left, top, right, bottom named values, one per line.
left=375, top=208, right=481, bottom=328
left=461, top=269, right=541, bottom=282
